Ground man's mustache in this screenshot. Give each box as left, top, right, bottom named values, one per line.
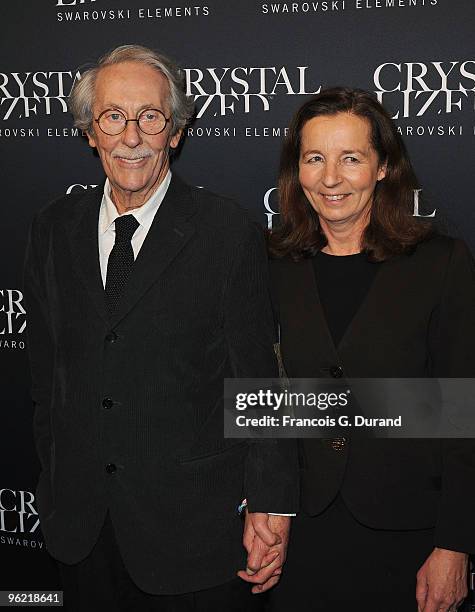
left=111, top=148, right=155, bottom=160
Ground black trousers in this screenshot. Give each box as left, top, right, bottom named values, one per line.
left=58, top=513, right=265, bottom=612
left=267, top=494, right=435, bottom=612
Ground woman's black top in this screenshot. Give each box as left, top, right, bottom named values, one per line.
left=312, top=251, right=380, bottom=347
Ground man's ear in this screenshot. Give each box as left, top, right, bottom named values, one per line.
left=169, top=128, right=183, bottom=150
left=86, top=128, right=97, bottom=149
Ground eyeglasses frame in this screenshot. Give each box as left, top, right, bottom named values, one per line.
left=94, top=108, right=170, bottom=136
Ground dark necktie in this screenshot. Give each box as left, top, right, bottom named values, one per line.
left=105, top=214, right=139, bottom=316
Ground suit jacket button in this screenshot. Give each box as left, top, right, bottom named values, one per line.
left=105, top=463, right=117, bottom=474
left=330, top=365, right=344, bottom=378
left=105, top=332, right=118, bottom=343
left=102, top=397, right=114, bottom=409
left=330, top=437, right=347, bottom=451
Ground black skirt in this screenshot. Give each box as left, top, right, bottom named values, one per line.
left=267, top=494, right=434, bottom=612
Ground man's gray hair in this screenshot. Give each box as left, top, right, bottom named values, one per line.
left=69, top=44, right=195, bottom=136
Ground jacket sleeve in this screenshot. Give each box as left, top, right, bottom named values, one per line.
left=23, top=212, right=55, bottom=474
left=429, top=239, right=475, bottom=553
left=223, top=221, right=299, bottom=514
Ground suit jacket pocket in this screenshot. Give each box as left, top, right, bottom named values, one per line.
left=177, top=441, right=248, bottom=463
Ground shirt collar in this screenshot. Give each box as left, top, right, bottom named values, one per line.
left=99, top=170, right=172, bottom=235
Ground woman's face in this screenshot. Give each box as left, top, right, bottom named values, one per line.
left=299, top=112, right=387, bottom=231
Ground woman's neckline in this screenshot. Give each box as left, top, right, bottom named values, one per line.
left=317, top=250, right=364, bottom=259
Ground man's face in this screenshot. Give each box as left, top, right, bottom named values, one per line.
left=87, top=61, right=182, bottom=205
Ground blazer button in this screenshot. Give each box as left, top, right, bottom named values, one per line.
left=330, top=365, right=344, bottom=378
left=105, top=332, right=118, bottom=343
left=105, top=463, right=117, bottom=474
left=102, top=397, right=114, bottom=409
left=330, top=437, right=347, bottom=451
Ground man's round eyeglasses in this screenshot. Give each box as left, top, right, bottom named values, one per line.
left=95, top=108, right=170, bottom=136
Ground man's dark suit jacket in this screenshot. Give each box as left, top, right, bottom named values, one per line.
left=271, top=236, right=475, bottom=554
left=24, top=174, right=299, bottom=594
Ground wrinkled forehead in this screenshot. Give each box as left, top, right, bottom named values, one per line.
left=93, top=61, right=171, bottom=113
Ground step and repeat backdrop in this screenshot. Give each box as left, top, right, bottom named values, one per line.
left=1, top=0, right=474, bottom=593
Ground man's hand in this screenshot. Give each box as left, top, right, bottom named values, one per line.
left=237, top=512, right=291, bottom=594
left=416, top=547, right=468, bottom=611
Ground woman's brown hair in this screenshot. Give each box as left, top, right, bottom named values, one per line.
left=269, top=87, right=434, bottom=261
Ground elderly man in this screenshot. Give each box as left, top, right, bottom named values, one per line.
left=24, top=45, right=298, bottom=611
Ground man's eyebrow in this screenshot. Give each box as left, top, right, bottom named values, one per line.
left=100, top=103, right=160, bottom=113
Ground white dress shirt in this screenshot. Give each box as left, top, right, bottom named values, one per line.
left=98, top=170, right=172, bottom=287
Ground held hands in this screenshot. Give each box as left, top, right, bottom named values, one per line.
left=237, top=511, right=291, bottom=594
left=416, top=547, right=468, bottom=612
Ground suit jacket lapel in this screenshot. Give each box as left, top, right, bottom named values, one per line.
left=69, top=185, right=108, bottom=324
left=109, top=174, right=197, bottom=328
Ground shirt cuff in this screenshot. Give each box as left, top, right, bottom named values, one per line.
left=238, top=499, right=296, bottom=516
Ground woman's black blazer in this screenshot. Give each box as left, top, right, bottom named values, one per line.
left=271, top=235, right=475, bottom=553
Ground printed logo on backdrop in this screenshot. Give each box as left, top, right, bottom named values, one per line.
left=185, top=66, right=319, bottom=119
left=0, top=290, right=26, bottom=351
left=0, top=71, right=80, bottom=120
left=264, top=188, right=435, bottom=229
left=66, top=183, right=98, bottom=194
left=374, top=61, right=475, bottom=138
left=55, top=0, right=210, bottom=22
left=0, top=489, right=43, bottom=550
left=259, top=0, right=438, bottom=15
left=54, top=0, right=441, bottom=19
left=0, top=70, right=83, bottom=140
left=187, top=59, right=475, bottom=141
left=186, top=66, right=320, bottom=140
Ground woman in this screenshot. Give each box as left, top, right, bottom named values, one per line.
left=267, top=87, right=475, bottom=611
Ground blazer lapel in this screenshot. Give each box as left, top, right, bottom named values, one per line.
left=108, top=174, right=197, bottom=328
left=69, top=185, right=108, bottom=324
left=338, top=256, right=402, bottom=362
left=279, top=258, right=339, bottom=377
left=280, top=255, right=390, bottom=376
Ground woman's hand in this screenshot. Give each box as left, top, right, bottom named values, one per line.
left=416, top=547, right=468, bottom=611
